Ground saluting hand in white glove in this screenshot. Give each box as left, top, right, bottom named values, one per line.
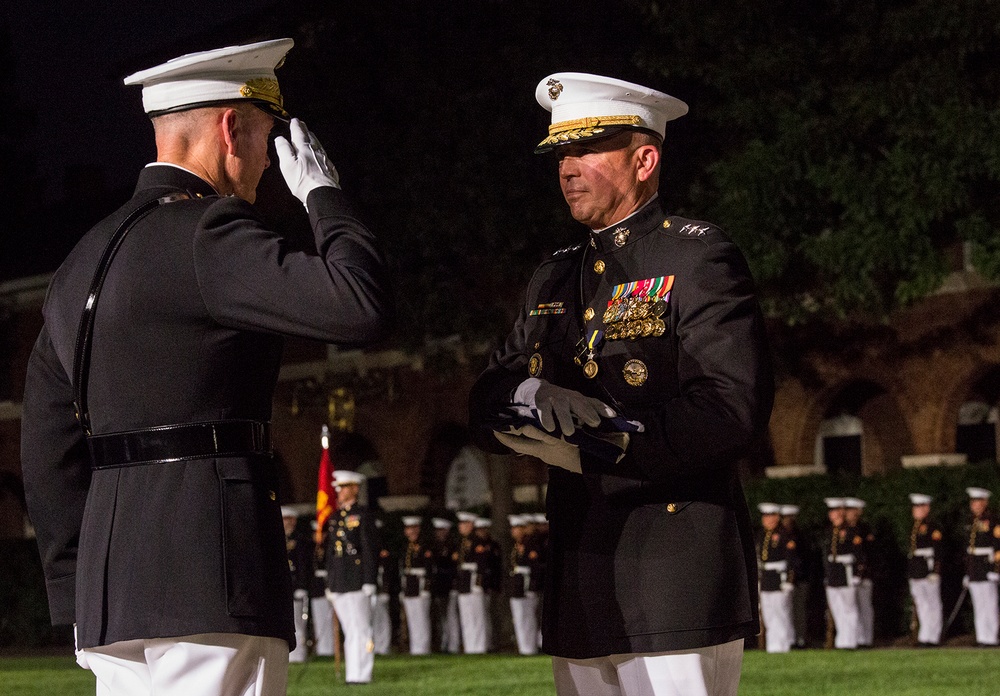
left=514, top=377, right=616, bottom=436
left=274, top=118, right=340, bottom=210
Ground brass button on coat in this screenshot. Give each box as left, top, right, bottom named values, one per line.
left=666, top=503, right=677, bottom=513
left=584, top=308, right=595, bottom=321
left=594, top=260, right=605, bottom=274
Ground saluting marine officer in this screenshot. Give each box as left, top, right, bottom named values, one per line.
left=324, top=470, right=378, bottom=684
left=823, top=498, right=862, bottom=649
left=964, top=487, right=1000, bottom=646
left=400, top=515, right=434, bottom=655
left=906, top=493, right=943, bottom=646
left=469, top=73, right=772, bottom=696
left=757, top=503, right=797, bottom=653
left=21, top=39, right=391, bottom=696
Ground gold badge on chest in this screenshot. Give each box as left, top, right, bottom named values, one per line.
left=528, top=353, right=543, bottom=376
left=623, top=359, right=648, bottom=386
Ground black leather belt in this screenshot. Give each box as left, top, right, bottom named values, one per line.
left=88, top=420, right=271, bottom=469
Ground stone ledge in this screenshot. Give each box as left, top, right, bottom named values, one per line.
left=901, top=453, right=968, bottom=469
left=765, top=464, right=826, bottom=479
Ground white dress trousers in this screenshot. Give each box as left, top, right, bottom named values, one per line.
left=510, top=592, right=540, bottom=655
left=329, top=590, right=375, bottom=683
left=759, top=589, right=794, bottom=653
left=289, top=594, right=308, bottom=663
left=372, top=592, right=392, bottom=655
left=856, top=578, right=874, bottom=645
left=81, top=632, right=288, bottom=696
left=908, top=577, right=942, bottom=644
left=825, top=585, right=859, bottom=649
left=402, top=594, right=433, bottom=655
left=310, top=596, right=335, bottom=656
left=440, top=590, right=462, bottom=653
left=551, top=638, right=744, bottom=696
left=969, top=580, right=999, bottom=645
left=458, top=588, right=490, bottom=654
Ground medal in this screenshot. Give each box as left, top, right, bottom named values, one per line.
left=581, top=330, right=603, bottom=378
left=623, top=359, right=648, bottom=387
left=528, top=353, right=543, bottom=376
left=583, top=360, right=599, bottom=379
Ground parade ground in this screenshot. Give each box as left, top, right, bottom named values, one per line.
left=4, top=648, right=1000, bottom=696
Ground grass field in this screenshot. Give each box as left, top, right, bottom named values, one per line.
left=3, top=648, right=1000, bottom=695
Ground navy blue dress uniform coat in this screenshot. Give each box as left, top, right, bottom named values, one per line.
left=21, top=165, right=392, bottom=650
left=469, top=198, right=773, bottom=659
left=324, top=503, right=379, bottom=593
left=907, top=520, right=943, bottom=580
left=965, top=510, right=1000, bottom=582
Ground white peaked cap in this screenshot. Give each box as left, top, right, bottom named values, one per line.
left=508, top=514, right=527, bottom=527
left=844, top=498, right=865, bottom=509
left=124, top=38, right=293, bottom=119
left=909, top=493, right=933, bottom=505
left=824, top=497, right=846, bottom=509
left=333, top=470, right=365, bottom=486
left=780, top=505, right=800, bottom=516
left=280, top=506, right=297, bottom=517
left=758, top=503, right=781, bottom=515
left=432, top=517, right=453, bottom=529
left=456, top=511, right=478, bottom=522
left=474, top=518, right=493, bottom=529
left=534, top=72, right=688, bottom=152
left=968, top=487, right=992, bottom=500
left=402, top=516, right=423, bottom=527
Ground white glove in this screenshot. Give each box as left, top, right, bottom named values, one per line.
left=780, top=582, right=794, bottom=593
left=926, top=573, right=940, bottom=584
left=849, top=576, right=861, bottom=587
left=514, top=377, right=615, bottom=436
left=293, top=588, right=308, bottom=600
left=274, top=118, right=341, bottom=210
left=988, top=572, right=999, bottom=583
left=495, top=425, right=582, bottom=474
left=362, top=583, right=377, bottom=597
left=74, top=624, right=90, bottom=669
left=324, top=588, right=340, bottom=603
left=962, top=575, right=970, bottom=588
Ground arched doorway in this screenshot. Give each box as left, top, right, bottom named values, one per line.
left=956, top=367, right=1000, bottom=464
left=815, top=380, right=911, bottom=476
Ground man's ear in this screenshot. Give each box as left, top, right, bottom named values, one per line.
left=635, top=144, right=660, bottom=183
left=220, top=107, right=240, bottom=157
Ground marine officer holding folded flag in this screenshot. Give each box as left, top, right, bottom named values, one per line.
left=469, top=71, right=772, bottom=696
left=20, top=38, right=391, bottom=696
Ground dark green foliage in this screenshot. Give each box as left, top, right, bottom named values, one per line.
left=632, top=0, right=1000, bottom=323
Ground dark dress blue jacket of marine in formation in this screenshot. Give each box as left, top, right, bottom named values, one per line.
left=469, top=196, right=773, bottom=659
left=21, top=165, right=391, bottom=650
left=907, top=519, right=943, bottom=580
left=324, top=503, right=379, bottom=593
left=966, top=509, right=1000, bottom=582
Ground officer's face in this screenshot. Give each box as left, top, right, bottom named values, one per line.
left=557, top=132, right=649, bottom=229
left=282, top=515, right=297, bottom=537
left=845, top=508, right=861, bottom=525
left=971, top=498, right=988, bottom=516
left=828, top=508, right=846, bottom=526
left=336, top=483, right=358, bottom=507
left=458, top=520, right=475, bottom=537
left=404, top=525, right=420, bottom=542
left=761, top=513, right=780, bottom=531
left=911, top=504, right=930, bottom=521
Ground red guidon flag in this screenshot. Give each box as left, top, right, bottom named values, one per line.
left=315, top=424, right=335, bottom=544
